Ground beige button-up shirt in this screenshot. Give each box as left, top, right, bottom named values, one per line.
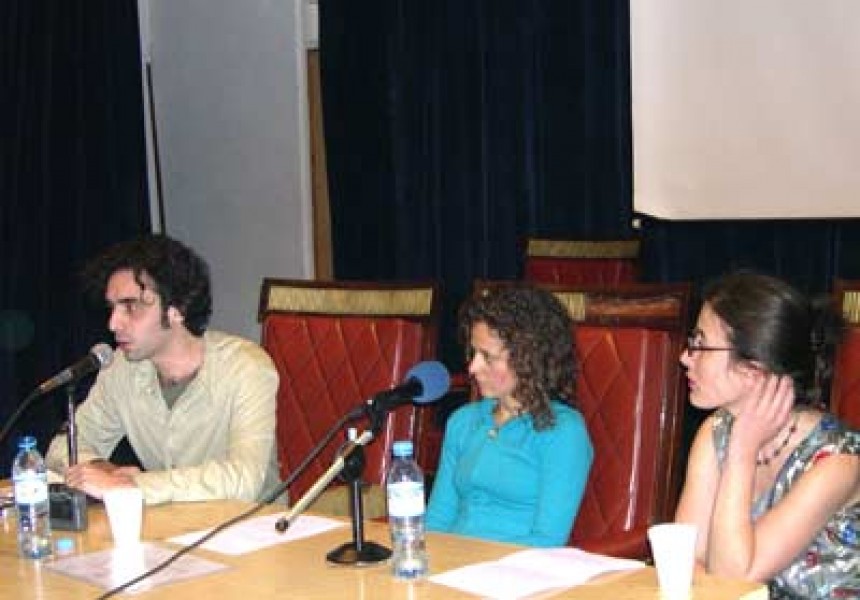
left=46, top=330, right=281, bottom=505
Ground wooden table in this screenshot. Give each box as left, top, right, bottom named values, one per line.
left=0, top=501, right=766, bottom=599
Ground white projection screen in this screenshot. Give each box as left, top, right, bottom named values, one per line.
left=631, top=1, right=860, bottom=220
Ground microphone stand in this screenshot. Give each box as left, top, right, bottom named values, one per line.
left=274, top=428, right=391, bottom=566
left=326, top=428, right=391, bottom=566
left=49, top=383, right=89, bottom=531
left=65, top=382, right=78, bottom=467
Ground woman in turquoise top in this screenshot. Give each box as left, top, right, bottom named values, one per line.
left=675, top=272, right=860, bottom=598
left=426, top=285, right=593, bottom=547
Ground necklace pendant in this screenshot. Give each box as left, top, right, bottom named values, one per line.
left=754, top=411, right=800, bottom=468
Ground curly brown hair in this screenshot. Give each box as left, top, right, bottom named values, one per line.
left=82, top=234, right=212, bottom=336
left=458, top=284, right=576, bottom=430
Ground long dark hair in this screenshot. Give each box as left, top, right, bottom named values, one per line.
left=704, top=271, right=844, bottom=405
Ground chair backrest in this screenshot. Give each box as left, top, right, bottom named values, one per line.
left=563, top=283, right=689, bottom=558
left=258, top=279, right=441, bottom=502
left=831, top=280, right=860, bottom=429
left=523, top=238, right=641, bottom=285
left=458, top=280, right=690, bottom=558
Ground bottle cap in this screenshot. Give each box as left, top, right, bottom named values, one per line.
left=56, top=538, right=75, bottom=554
left=392, top=440, right=414, bottom=458
left=17, top=435, right=36, bottom=450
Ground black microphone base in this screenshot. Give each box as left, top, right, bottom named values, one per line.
left=326, top=540, right=391, bottom=567
left=49, top=484, right=88, bottom=531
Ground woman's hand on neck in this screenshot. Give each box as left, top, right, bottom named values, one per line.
left=728, top=372, right=796, bottom=466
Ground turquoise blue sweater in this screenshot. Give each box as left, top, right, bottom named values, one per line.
left=425, top=398, right=593, bottom=547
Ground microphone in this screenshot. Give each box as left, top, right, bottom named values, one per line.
left=363, top=360, right=450, bottom=415
left=36, top=343, right=114, bottom=396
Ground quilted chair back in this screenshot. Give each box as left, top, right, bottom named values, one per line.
left=258, top=279, right=441, bottom=503
left=523, top=238, right=641, bottom=286
left=831, top=280, right=860, bottom=429
left=469, top=280, right=690, bottom=558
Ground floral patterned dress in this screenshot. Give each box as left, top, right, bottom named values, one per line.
left=713, top=410, right=860, bottom=599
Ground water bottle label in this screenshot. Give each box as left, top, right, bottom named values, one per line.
left=394, top=557, right=427, bottom=579
left=387, top=481, right=424, bottom=517
left=14, top=476, right=48, bottom=504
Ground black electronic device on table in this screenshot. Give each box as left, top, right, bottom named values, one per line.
left=49, top=483, right=89, bottom=531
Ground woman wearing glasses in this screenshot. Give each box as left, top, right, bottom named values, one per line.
left=675, top=271, right=859, bottom=599
left=426, top=285, right=593, bottom=547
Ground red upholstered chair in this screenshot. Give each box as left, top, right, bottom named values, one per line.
left=258, top=279, right=441, bottom=512
left=424, top=280, right=690, bottom=559
left=831, top=280, right=860, bottom=429
left=523, top=238, right=641, bottom=285
left=559, top=283, right=690, bottom=558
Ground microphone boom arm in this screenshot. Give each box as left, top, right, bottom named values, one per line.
left=275, top=430, right=374, bottom=533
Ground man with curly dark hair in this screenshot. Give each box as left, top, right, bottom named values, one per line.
left=426, top=284, right=593, bottom=546
left=46, top=234, right=281, bottom=505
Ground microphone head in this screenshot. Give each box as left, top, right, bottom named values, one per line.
left=405, top=361, right=450, bottom=404
left=91, top=343, right=114, bottom=369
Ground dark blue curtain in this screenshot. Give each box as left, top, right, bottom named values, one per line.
left=320, top=1, right=860, bottom=366
left=640, top=217, right=860, bottom=299
left=320, top=2, right=860, bottom=464
left=0, top=1, right=149, bottom=473
left=321, top=0, right=634, bottom=364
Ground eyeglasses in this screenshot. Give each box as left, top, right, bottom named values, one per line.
left=685, top=333, right=734, bottom=355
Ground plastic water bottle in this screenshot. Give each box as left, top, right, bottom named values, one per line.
left=386, top=440, right=428, bottom=579
left=12, top=435, right=52, bottom=559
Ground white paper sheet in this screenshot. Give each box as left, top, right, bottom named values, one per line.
left=428, top=547, right=645, bottom=600
left=45, top=542, right=229, bottom=594
left=167, top=513, right=346, bottom=555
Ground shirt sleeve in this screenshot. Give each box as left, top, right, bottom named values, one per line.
left=425, top=404, right=471, bottom=531
left=133, top=353, right=279, bottom=504
left=508, top=408, right=593, bottom=547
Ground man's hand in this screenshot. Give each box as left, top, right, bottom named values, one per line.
left=65, top=460, right=141, bottom=500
